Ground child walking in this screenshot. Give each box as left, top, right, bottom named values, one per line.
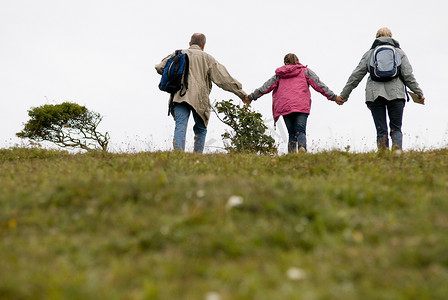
left=244, top=53, right=343, bottom=153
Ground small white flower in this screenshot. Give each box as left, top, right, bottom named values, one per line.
left=160, top=226, right=170, bottom=235
left=196, top=189, right=206, bottom=198
left=287, top=267, right=307, bottom=281
left=205, top=291, right=221, bottom=300
left=226, top=195, right=243, bottom=209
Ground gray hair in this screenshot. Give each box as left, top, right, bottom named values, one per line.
left=190, top=33, right=206, bottom=47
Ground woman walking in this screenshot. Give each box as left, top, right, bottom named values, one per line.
left=244, top=53, right=342, bottom=153
left=340, top=27, right=424, bottom=151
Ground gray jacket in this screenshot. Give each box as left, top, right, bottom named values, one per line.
left=341, top=37, right=423, bottom=102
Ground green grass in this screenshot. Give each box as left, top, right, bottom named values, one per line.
left=1, top=147, right=447, bottom=300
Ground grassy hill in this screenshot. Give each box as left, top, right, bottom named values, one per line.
left=1, top=147, right=447, bottom=300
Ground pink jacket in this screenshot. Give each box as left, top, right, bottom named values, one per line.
left=249, top=63, right=336, bottom=124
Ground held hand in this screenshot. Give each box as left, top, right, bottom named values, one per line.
left=242, top=94, right=252, bottom=105
left=335, top=95, right=344, bottom=105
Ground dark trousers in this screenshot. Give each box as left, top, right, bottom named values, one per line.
left=283, top=112, right=309, bottom=153
left=367, top=97, right=405, bottom=150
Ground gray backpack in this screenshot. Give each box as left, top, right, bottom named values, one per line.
left=369, top=45, right=402, bottom=82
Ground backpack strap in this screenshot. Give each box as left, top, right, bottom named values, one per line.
left=168, top=93, right=174, bottom=116
left=398, top=74, right=411, bottom=102
left=404, top=85, right=410, bottom=102
left=179, top=52, right=189, bottom=97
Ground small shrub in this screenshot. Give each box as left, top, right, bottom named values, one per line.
left=214, top=99, right=277, bottom=155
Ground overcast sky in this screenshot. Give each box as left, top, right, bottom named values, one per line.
left=1, top=0, right=447, bottom=153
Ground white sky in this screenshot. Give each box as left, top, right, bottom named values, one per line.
left=1, top=0, right=447, bottom=153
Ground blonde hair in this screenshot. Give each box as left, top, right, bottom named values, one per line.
left=284, top=53, right=299, bottom=65
left=376, top=27, right=392, bottom=38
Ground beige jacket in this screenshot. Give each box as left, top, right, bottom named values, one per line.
left=156, top=45, right=245, bottom=126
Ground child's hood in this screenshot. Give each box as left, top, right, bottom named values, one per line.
left=275, top=63, right=306, bottom=78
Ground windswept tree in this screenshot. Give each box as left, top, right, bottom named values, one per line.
left=17, top=102, right=110, bottom=152
left=214, top=99, right=277, bottom=155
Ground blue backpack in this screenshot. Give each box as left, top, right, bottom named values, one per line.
left=159, top=50, right=189, bottom=96
left=369, top=44, right=401, bottom=82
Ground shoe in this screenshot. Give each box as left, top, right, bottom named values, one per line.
left=299, top=146, right=307, bottom=153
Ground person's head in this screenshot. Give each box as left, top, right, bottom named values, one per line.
left=284, top=53, right=299, bottom=65
left=376, top=27, right=392, bottom=38
left=190, top=33, right=206, bottom=50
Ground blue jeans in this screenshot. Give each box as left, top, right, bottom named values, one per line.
left=367, top=97, right=405, bottom=150
left=283, top=112, right=309, bottom=153
left=173, top=102, right=207, bottom=153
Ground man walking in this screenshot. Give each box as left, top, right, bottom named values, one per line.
left=156, top=33, right=247, bottom=153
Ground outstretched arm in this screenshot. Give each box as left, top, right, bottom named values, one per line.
left=248, top=75, right=279, bottom=101
left=304, top=68, right=337, bottom=100
left=399, top=50, right=424, bottom=99
left=209, top=61, right=246, bottom=100
left=340, top=51, right=370, bottom=101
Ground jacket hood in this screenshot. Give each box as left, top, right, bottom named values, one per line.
left=371, top=36, right=401, bottom=49
left=275, top=63, right=306, bottom=79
